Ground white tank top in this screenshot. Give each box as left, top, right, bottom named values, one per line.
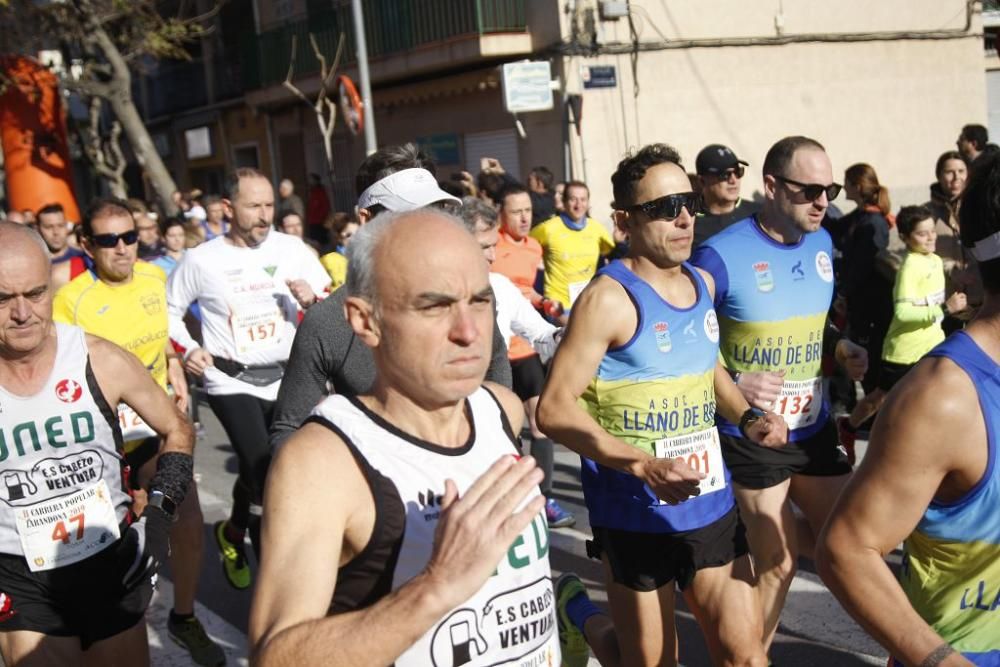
left=0, top=323, right=131, bottom=560
left=310, top=388, right=561, bottom=667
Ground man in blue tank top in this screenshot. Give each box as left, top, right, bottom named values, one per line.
left=818, top=152, right=1000, bottom=667
left=690, top=136, right=868, bottom=654
left=537, top=144, right=787, bottom=666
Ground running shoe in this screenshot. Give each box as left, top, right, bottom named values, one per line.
left=837, top=415, right=857, bottom=466
left=213, top=520, right=251, bottom=590
left=555, top=573, right=590, bottom=667
left=168, top=614, right=227, bottom=666
left=546, top=498, right=576, bottom=529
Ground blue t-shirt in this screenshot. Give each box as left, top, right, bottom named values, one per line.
left=691, top=216, right=835, bottom=441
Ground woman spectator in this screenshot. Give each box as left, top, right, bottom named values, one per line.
left=926, top=150, right=979, bottom=332
left=838, top=163, right=894, bottom=422
left=152, top=217, right=188, bottom=276
left=319, top=212, right=359, bottom=290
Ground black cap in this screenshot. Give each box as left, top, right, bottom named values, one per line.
left=696, top=144, right=749, bottom=175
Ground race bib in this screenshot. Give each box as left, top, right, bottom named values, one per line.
left=567, top=280, right=588, bottom=307
left=16, top=480, right=121, bottom=572
left=230, top=304, right=284, bottom=355
left=774, top=378, right=823, bottom=430
left=653, top=427, right=726, bottom=496
left=117, top=403, right=157, bottom=442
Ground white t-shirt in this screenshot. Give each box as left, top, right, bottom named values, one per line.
left=167, top=231, right=331, bottom=399
left=488, top=272, right=559, bottom=363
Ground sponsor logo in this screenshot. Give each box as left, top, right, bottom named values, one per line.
left=418, top=488, right=442, bottom=522
left=140, top=293, right=163, bottom=315
left=753, top=261, right=774, bottom=292
left=653, top=322, right=672, bottom=353
left=0, top=592, right=15, bottom=622
left=263, top=265, right=277, bottom=277
left=704, top=310, right=720, bottom=342
left=682, top=320, right=697, bottom=341
left=97, top=305, right=110, bottom=315
left=55, top=379, right=82, bottom=404
left=815, top=251, right=834, bottom=282
left=791, top=260, right=805, bottom=280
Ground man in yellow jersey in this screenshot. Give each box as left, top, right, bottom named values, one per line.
left=817, top=154, right=1000, bottom=666
left=53, top=199, right=225, bottom=667
left=531, top=180, right=615, bottom=316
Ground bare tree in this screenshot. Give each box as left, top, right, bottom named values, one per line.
left=77, top=97, right=127, bottom=199
left=283, top=32, right=346, bottom=184
left=1, top=0, right=222, bottom=215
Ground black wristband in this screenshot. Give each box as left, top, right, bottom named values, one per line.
left=148, top=452, right=193, bottom=509
left=738, top=407, right=766, bottom=439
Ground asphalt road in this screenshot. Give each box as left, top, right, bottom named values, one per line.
left=138, top=395, right=890, bottom=666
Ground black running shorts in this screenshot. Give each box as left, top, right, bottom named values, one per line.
left=510, top=354, right=546, bottom=402
left=587, top=505, right=748, bottom=592
left=720, top=418, right=851, bottom=489
left=0, top=524, right=153, bottom=649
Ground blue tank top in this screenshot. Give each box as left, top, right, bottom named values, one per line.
left=894, top=332, right=1000, bottom=666
left=579, top=261, right=735, bottom=533
left=691, top=216, right=834, bottom=441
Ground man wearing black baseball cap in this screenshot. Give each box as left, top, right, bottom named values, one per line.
left=694, top=143, right=760, bottom=247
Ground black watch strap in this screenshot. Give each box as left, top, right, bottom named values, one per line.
left=738, top=407, right=766, bottom=439
left=148, top=490, right=178, bottom=519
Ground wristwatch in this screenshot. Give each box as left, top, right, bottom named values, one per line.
left=738, top=407, right=767, bottom=439
left=147, top=490, right=178, bottom=520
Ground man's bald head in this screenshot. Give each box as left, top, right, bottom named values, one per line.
left=0, top=222, right=51, bottom=271
left=346, top=207, right=481, bottom=307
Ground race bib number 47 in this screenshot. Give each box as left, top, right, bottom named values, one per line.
left=653, top=427, right=726, bottom=497
left=15, top=480, right=120, bottom=572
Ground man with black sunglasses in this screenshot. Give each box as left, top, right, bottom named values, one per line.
left=51, top=199, right=226, bottom=666
left=693, top=144, right=760, bottom=248
left=538, top=143, right=787, bottom=666
left=691, top=136, right=868, bottom=657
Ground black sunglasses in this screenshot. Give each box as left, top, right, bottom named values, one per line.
left=625, top=192, right=701, bottom=220
left=774, top=176, right=842, bottom=202
left=711, top=166, right=745, bottom=181
left=89, top=230, right=140, bottom=248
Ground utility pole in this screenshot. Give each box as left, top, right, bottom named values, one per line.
left=350, top=0, right=377, bottom=155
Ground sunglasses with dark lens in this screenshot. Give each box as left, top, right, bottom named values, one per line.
left=774, top=176, right=842, bottom=202
left=626, top=192, right=702, bottom=220
left=714, top=166, right=745, bottom=180
left=90, top=230, right=140, bottom=248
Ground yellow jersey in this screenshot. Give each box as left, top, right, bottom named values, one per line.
left=53, top=261, right=170, bottom=392
left=320, top=251, right=348, bottom=291
left=530, top=214, right=614, bottom=307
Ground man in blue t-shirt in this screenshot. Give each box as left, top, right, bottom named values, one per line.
left=691, top=136, right=868, bottom=656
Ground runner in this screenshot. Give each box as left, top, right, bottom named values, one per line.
left=531, top=180, right=615, bottom=315
left=38, top=203, right=85, bottom=292
left=537, top=143, right=787, bottom=666
left=690, top=135, right=868, bottom=653
left=269, top=144, right=511, bottom=451
left=167, top=168, right=330, bottom=589
left=0, top=221, right=194, bottom=666
left=249, top=208, right=559, bottom=666
left=51, top=199, right=224, bottom=666
left=817, top=151, right=1000, bottom=667
left=458, top=196, right=574, bottom=527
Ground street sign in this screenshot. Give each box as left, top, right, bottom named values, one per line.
left=582, top=65, right=617, bottom=89
left=501, top=61, right=554, bottom=113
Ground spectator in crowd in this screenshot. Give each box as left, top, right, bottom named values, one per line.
left=197, top=194, right=229, bottom=242
left=528, top=165, right=557, bottom=225
left=277, top=178, right=305, bottom=221
left=927, top=150, right=980, bottom=332
left=135, top=212, right=164, bottom=260
left=305, top=173, right=331, bottom=244
left=277, top=210, right=320, bottom=257
left=37, top=203, right=84, bottom=265
left=836, top=163, right=894, bottom=458
left=693, top=143, right=760, bottom=247
left=153, top=217, right=189, bottom=276
left=956, top=123, right=988, bottom=164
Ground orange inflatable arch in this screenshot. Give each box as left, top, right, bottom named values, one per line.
left=1, top=54, right=80, bottom=222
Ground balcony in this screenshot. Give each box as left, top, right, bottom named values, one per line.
left=241, top=0, right=529, bottom=97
